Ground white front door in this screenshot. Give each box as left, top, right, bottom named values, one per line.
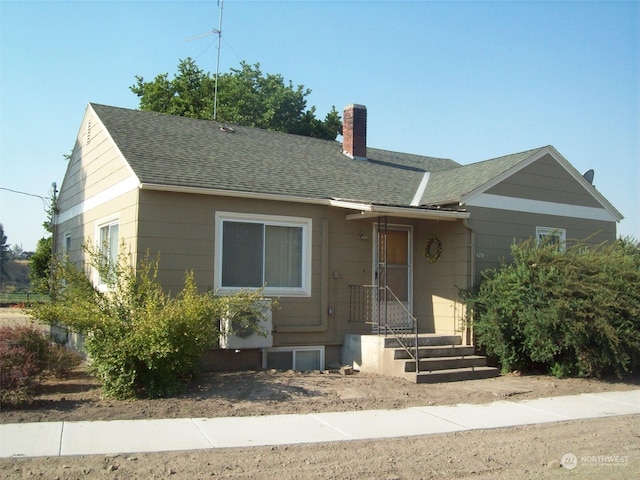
left=373, top=224, right=413, bottom=332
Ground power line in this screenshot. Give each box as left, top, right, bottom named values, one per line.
left=0, top=186, right=51, bottom=211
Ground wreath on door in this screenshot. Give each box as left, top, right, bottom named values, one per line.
left=424, top=236, right=442, bottom=263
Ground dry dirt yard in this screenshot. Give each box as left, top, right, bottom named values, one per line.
left=1, top=308, right=639, bottom=479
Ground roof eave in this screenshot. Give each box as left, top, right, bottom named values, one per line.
left=139, top=183, right=327, bottom=206
left=545, top=146, right=624, bottom=222
left=331, top=200, right=469, bottom=221
left=140, top=183, right=469, bottom=221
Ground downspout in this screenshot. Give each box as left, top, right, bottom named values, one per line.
left=275, top=217, right=329, bottom=333
left=462, top=219, right=475, bottom=346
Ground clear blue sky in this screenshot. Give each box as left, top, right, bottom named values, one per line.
left=1, top=0, right=638, bottom=251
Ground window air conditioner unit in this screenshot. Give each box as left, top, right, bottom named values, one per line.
left=220, top=299, right=273, bottom=349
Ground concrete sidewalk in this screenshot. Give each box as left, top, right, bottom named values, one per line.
left=2, top=389, right=639, bottom=458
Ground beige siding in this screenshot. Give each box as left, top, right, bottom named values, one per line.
left=57, top=110, right=133, bottom=212
left=55, top=107, right=139, bottom=266
left=56, top=190, right=139, bottom=266
left=137, top=191, right=371, bottom=347
left=136, top=190, right=470, bottom=345
left=467, top=153, right=618, bottom=282
left=468, top=205, right=616, bottom=279
left=412, top=220, right=469, bottom=335
left=487, top=153, right=602, bottom=208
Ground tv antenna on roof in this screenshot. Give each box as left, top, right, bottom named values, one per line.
left=186, top=0, right=224, bottom=121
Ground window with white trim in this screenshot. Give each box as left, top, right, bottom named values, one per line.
left=96, top=219, right=119, bottom=286
left=536, top=226, right=566, bottom=252
left=215, top=212, right=312, bottom=296
left=63, top=233, right=71, bottom=254
left=263, top=346, right=324, bottom=371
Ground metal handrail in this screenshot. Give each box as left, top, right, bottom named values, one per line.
left=379, top=285, right=420, bottom=373
left=349, top=284, right=420, bottom=373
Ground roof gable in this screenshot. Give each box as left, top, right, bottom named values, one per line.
left=419, top=145, right=622, bottom=221
left=464, top=146, right=622, bottom=221
left=419, top=147, right=546, bottom=206
left=58, top=104, right=139, bottom=214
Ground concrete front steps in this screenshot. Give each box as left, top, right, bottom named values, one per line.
left=389, top=334, right=499, bottom=383
left=342, top=333, right=499, bottom=384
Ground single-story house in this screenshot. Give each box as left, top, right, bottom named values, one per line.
left=54, top=103, right=623, bottom=382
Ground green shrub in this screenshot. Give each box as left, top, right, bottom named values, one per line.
left=463, top=237, right=640, bottom=377
left=30, top=249, right=267, bottom=399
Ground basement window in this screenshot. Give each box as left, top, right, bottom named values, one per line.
left=263, top=346, right=324, bottom=372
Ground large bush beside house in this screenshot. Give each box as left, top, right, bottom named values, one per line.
left=463, top=237, right=640, bottom=378
left=29, top=249, right=267, bottom=399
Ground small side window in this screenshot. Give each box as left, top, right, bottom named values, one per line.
left=536, top=226, right=566, bottom=252
left=96, top=220, right=119, bottom=287
left=63, top=233, right=71, bottom=254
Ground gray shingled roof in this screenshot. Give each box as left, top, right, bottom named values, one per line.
left=92, top=104, right=463, bottom=207
left=419, top=147, right=548, bottom=206
left=90, top=103, right=546, bottom=210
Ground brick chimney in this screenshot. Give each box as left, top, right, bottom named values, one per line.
left=342, top=104, right=367, bottom=159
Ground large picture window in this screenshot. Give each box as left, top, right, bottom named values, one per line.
left=215, top=212, right=311, bottom=296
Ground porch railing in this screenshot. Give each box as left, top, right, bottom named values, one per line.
left=349, top=284, right=420, bottom=372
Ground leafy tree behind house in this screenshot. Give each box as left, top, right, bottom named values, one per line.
left=463, top=237, right=640, bottom=378
left=131, top=58, right=342, bottom=140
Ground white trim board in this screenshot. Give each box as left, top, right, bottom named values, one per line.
left=56, top=176, right=139, bottom=224
left=410, top=172, right=430, bottom=206
left=466, top=193, right=617, bottom=222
